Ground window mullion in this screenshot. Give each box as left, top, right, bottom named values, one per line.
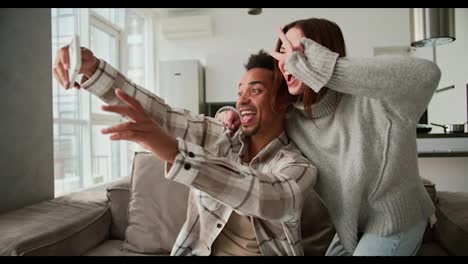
left=79, top=8, right=94, bottom=190
left=145, top=13, right=156, bottom=92
left=90, top=9, right=123, bottom=33
left=88, top=10, right=123, bottom=186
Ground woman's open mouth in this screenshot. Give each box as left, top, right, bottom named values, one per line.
left=286, top=73, right=298, bottom=86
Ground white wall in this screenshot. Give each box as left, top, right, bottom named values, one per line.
left=0, top=8, right=54, bottom=213
left=427, top=8, right=468, bottom=132
left=156, top=8, right=411, bottom=102
left=419, top=157, right=468, bottom=192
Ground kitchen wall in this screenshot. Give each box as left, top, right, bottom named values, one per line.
left=412, top=8, right=468, bottom=133
left=0, top=8, right=54, bottom=213
left=419, top=157, right=468, bottom=192
left=411, top=8, right=468, bottom=192
left=155, top=8, right=468, bottom=193
left=156, top=8, right=411, bottom=102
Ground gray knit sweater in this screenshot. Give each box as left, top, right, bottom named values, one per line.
left=285, top=38, right=441, bottom=253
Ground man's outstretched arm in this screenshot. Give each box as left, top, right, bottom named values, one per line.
left=102, top=89, right=317, bottom=223
left=53, top=46, right=227, bottom=148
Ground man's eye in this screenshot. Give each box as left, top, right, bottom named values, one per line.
left=252, top=88, right=260, bottom=94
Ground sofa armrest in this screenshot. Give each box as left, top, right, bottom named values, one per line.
left=106, top=176, right=131, bottom=240
left=433, top=191, right=468, bottom=256
left=0, top=191, right=111, bottom=256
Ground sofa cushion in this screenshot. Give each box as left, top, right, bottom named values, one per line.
left=106, top=176, right=131, bottom=240
left=123, top=152, right=190, bottom=254
left=0, top=191, right=109, bottom=256
left=433, top=191, right=468, bottom=256
left=301, top=189, right=335, bottom=256
left=84, top=240, right=167, bottom=256
left=422, top=178, right=437, bottom=204
left=417, top=242, right=448, bottom=256
left=421, top=178, right=437, bottom=243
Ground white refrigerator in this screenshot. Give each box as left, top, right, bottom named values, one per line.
left=158, top=59, right=205, bottom=115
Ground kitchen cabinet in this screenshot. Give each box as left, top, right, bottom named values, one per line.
left=417, top=133, right=468, bottom=157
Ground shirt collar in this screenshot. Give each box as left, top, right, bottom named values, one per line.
left=237, top=131, right=289, bottom=165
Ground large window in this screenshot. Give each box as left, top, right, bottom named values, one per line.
left=52, top=8, right=153, bottom=197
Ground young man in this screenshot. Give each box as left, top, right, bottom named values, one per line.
left=53, top=49, right=317, bottom=256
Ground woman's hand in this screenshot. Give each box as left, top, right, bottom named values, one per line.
left=101, top=88, right=178, bottom=163
left=217, top=110, right=240, bottom=131
left=270, top=27, right=304, bottom=65
left=53, top=46, right=99, bottom=90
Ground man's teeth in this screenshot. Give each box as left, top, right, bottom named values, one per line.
left=240, top=110, right=256, bottom=116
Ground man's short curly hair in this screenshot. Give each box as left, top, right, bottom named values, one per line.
left=244, top=49, right=274, bottom=72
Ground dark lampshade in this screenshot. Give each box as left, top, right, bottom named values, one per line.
left=410, top=8, right=456, bottom=48
left=247, top=8, right=262, bottom=15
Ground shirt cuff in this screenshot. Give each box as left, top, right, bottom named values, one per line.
left=79, top=59, right=118, bottom=98
left=165, top=138, right=205, bottom=186
left=79, top=59, right=104, bottom=86
left=214, top=105, right=239, bottom=120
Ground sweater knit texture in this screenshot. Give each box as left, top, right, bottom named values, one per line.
left=285, top=38, right=441, bottom=253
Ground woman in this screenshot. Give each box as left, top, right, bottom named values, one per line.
left=216, top=18, right=441, bottom=256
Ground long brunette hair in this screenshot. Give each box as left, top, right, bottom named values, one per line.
left=272, top=18, right=346, bottom=118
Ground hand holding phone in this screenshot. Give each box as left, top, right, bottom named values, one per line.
left=68, top=35, right=81, bottom=86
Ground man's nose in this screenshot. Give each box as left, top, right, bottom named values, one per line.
left=238, top=94, right=250, bottom=105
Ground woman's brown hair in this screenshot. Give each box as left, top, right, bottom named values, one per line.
left=272, top=18, right=347, bottom=118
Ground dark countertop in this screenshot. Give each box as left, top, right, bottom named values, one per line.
left=417, top=133, right=468, bottom=157
left=417, top=133, right=468, bottom=138
left=419, top=152, right=468, bottom=158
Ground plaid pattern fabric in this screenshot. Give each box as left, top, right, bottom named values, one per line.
left=81, top=59, right=318, bottom=256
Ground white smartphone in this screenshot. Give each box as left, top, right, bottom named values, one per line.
left=68, top=34, right=81, bottom=86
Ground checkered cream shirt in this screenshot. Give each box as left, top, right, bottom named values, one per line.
left=81, top=59, right=318, bottom=256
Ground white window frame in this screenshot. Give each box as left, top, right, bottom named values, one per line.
left=53, top=8, right=157, bottom=197
left=127, top=8, right=158, bottom=91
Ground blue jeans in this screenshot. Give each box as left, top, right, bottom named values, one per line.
left=325, top=220, right=427, bottom=256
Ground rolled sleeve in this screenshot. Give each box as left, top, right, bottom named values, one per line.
left=214, top=106, right=239, bottom=120
left=165, top=138, right=206, bottom=186
left=80, top=59, right=117, bottom=101
left=165, top=138, right=317, bottom=222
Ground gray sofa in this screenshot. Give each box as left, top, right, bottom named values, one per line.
left=0, top=153, right=467, bottom=256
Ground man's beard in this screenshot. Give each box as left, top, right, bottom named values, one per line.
left=242, top=124, right=260, bottom=137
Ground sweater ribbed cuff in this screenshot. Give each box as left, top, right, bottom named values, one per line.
left=285, top=38, right=339, bottom=93
left=214, top=106, right=239, bottom=120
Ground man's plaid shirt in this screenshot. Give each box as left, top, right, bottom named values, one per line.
left=81, top=59, right=318, bottom=256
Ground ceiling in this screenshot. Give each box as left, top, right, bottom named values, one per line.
left=152, top=8, right=203, bottom=16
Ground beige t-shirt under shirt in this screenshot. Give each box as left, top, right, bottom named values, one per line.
left=210, top=211, right=261, bottom=256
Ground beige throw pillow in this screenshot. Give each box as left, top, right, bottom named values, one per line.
left=122, top=152, right=190, bottom=254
